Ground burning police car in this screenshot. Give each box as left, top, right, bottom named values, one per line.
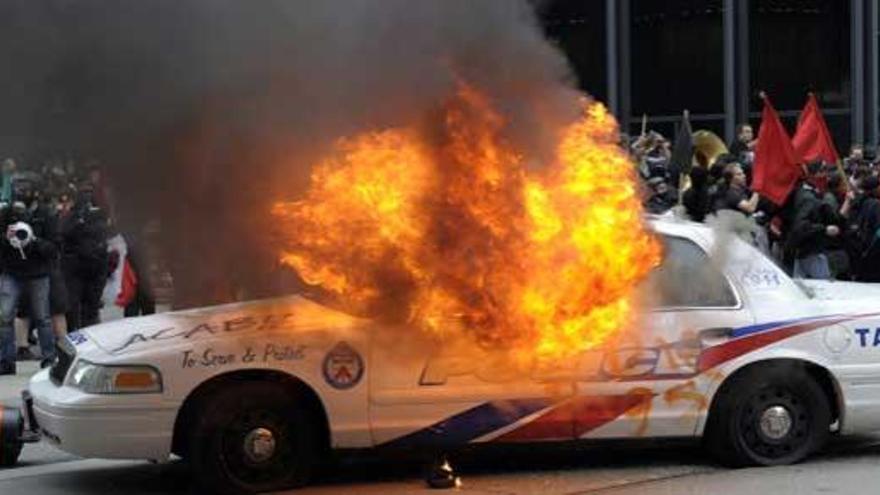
left=3, top=218, right=880, bottom=494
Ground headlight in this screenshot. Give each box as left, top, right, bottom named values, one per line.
left=67, top=360, right=163, bottom=394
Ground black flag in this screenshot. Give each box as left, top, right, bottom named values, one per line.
left=669, top=110, right=693, bottom=185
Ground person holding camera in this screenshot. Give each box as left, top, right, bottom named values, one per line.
left=0, top=194, right=59, bottom=374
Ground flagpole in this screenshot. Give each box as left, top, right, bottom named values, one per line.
left=801, top=91, right=814, bottom=179
left=677, top=109, right=689, bottom=207
left=641, top=113, right=647, bottom=137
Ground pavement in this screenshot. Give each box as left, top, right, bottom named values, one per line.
left=2, top=429, right=880, bottom=494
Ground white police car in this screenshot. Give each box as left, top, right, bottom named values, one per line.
left=3, top=218, right=880, bottom=494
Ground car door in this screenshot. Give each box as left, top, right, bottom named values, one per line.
left=369, top=325, right=576, bottom=448
left=573, top=233, right=755, bottom=440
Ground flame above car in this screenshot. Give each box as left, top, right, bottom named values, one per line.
left=272, top=81, right=661, bottom=363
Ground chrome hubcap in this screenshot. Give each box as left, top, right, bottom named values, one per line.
left=243, top=427, right=276, bottom=463
left=759, top=405, right=793, bottom=440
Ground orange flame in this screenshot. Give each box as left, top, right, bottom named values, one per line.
left=272, top=83, right=661, bottom=361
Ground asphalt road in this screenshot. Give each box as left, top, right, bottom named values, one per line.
left=2, top=422, right=880, bottom=495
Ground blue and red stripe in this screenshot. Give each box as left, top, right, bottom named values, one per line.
left=380, top=398, right=553, bottom=449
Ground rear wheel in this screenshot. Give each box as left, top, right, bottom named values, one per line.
left=705, top=363, right=831, bottom=466
left=0, top=406, right=23, bottom=468
left=188, top=382, right=320, bottom=494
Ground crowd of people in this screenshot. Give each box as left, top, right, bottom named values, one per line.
left=0, top=157, right=153, bottom=375
left=634, top=123, right=880, bottom=283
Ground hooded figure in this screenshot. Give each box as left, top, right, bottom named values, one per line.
left=683, top=166, right=711, bottom=222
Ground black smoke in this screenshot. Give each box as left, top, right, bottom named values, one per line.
left=0, top=0, right=583, bottom=308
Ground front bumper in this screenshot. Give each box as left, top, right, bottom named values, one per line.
left=28, top=369, right=177, bottom=461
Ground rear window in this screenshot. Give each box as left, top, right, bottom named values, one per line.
left=642, top=235, right=738, bottom=309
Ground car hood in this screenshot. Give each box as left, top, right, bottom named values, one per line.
left=81, top=295, right=367, bottom=356
left=798, top=279, right=880, bottom=302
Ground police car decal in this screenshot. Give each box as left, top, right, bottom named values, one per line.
left=67, top=331, right=88, bottom=346
left=323, top=341, right=364, bottom=390
left=381, top=313, right=880, bottom=447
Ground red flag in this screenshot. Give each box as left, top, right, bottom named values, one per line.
left=752, top=96, right=801, bottom=206
left=116, top=257, right=139, bottom=307
left=791, top=93, right=840, bottom=164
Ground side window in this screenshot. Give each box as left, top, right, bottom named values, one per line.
left=643, top=235, right=738, bottom=308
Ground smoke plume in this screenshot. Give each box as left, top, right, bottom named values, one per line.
left=0, top=0, right=586, bottom=307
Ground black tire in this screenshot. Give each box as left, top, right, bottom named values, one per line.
left=0, top=406, right=23, bottom=468
left=187, top=382, right=321, bottom=494
left=705, top=362, right=831, bottom=467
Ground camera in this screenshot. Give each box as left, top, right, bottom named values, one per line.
left=7, top=221, right=34, bottom=250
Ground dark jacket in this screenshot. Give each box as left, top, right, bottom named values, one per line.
left=783, top=183, right=838, bottom=259
left=682, top=187, right=709, bottom=222
left=854, top=195, right=880, bottom=251
left=851, top=194, right=880, bottom=281
left=0, top=204, right=58, bottom=279
left=60, top=203, right=109, bottom=278
left=683, top=167, right=711, bottom=222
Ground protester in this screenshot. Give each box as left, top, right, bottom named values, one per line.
left=13, top=178, right=68, bottom=356
left=60, top=184, right=109, bottom=332
left=87, top=163, right=114, bottom=216
left=682, top=166, right=711, bottom=222
left=822, top=172, right=854, bottom=278
left=780, top=162, right=842, bottom=279
left=714, top=163, right=760, bottom=215
left=728, top=124, right=756, bottom=181
left=851, top=176, right=880, bottom=281
left=632, top=131, right=671, bottom=180
left=0, top=158, right=16, bottom=204
left=843, top=143, right=868, bottom=174
left=644, top=176, right=678, bottom=214
left=0, top=182, right=59, bottom=374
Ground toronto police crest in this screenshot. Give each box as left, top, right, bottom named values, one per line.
left=322, top=341, right=364, bottom=390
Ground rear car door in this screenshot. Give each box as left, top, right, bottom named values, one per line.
left=573, top=233, right=754, bottom=439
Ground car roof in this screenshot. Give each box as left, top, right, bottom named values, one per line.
left=647, top=214, right=716, bottom=246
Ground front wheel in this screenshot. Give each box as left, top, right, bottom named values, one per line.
left=0, top=406, right=23, bottom=467
left=187, top=382, right=321, bottom=494
left=705, top=363, right=831, bottom=467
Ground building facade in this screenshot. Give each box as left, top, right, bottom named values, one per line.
left=539, top=0, right=879, bottom=154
